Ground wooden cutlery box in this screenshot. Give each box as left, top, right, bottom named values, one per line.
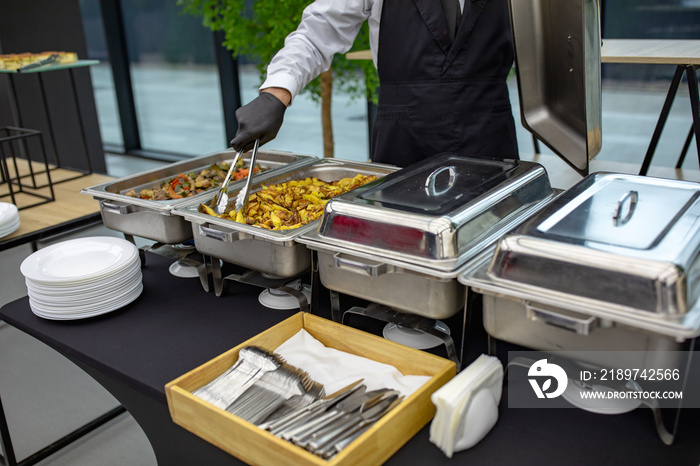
left=165, top=312, right=455, bottom=466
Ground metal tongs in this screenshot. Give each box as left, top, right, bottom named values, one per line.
left=234, top=138, right=260, bottom=215
left=208, top=149, right=244, bottom=216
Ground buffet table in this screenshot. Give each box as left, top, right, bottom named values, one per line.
left=1, top=250, right=699, bottom=465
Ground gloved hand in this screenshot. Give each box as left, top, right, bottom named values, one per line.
left=230, top=92, right=288, bottom=152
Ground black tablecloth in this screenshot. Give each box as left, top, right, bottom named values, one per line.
left=2, top=252, right=700, bottom=465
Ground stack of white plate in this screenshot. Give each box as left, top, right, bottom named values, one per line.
left=20, top=236, right=143, bottom=320
left=0, top=202, right=20, bottom=238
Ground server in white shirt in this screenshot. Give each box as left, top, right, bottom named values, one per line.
left=230, top=0, right=518, bottom=168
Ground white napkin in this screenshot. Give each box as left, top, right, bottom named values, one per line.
left=274, top=329, right=431, bottom=398
left=429, top=354, right=503, bottom=457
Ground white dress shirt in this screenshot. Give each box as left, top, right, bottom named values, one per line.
left=261, top=0, right=465, bottom=102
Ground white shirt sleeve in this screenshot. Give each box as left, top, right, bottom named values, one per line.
left=261, top=0, right=377, bottom=102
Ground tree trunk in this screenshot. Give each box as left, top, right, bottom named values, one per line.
left=320, top=69, right=334, bottom=158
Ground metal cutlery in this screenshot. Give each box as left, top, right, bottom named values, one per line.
left=226, top=363, right=324, bottom=424
left=192, top=346, right=285, bottom=409
left=208, top=149, right=243, bottom=216
left=262, top=379, right=365, bottom=434
left=234, top=138, right=260, bottom=214
left=316, top=394, right=403, bottom=458
left=307, top=391, right=401, bottom=454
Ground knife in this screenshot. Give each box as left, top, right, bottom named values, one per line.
left=18, top=53, right=59, bottom=73
left=263, top=378, right=364, bottom=434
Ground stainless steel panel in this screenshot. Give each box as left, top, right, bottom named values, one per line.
left=192, top=223, right=310, bottom=277
left=81, top=149, right=316, bottom=244
left=316, top=248, right=466, bottom=319
left=480, top=293, right=687, bottom=370
left=510, top=0, right=602, bottom=175
left=174, top=159, right=397, bottom=277
left=459, top=247, right=700, bottom=341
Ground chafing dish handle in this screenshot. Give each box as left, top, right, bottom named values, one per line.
left=424, top=165, right=456, bottom=196
left=198, top=225, right=242, bottom=243
left=525, top=303, right=597, bottom=336
left=100, top=200, right=139, bottom=215
left=612, top=190, right=638, bottom=227
left=333, top=253, right=388, bottom=277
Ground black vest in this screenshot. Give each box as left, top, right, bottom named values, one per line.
left=371, top=0, right=518, bottom=167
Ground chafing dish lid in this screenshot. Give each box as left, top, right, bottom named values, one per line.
left=533, top=174, right=698, bottom=249
left=314, top=154, right=555, bottom=270
left=357, top=156, right=519, bottom=213
left=485, top=172, right=700, bottom=316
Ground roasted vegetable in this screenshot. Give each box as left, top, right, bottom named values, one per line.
left=201, top=174, right=377, bottom=230
left=124, top=160, right=265, bottom=200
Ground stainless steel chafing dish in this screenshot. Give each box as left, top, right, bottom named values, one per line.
left=172, top=159, right=397, bottom=278
left=82, top=149, right=316, bottom=244
left=298, top=154, right=557, bottom=319
left=460, top=173, right=700, bottom=368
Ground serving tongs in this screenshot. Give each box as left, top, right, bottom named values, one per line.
left=234, top=138, right=261, bottom=215
left=205, top=148, right=244, bottom=216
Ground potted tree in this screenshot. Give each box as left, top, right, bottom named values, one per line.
left=179, top=0, right=378, bottom=158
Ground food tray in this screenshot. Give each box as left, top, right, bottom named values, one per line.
left=297, top=155, right=557, bottom=318
left=173, top=159, right=397, bottom=277
left=459, top=173, right=700, bottom=342
left=165, top=312, right=456, bottom=466
left=81, top=149, right=316, bottom=244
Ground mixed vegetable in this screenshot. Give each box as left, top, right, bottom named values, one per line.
left=124, top=160, right=262, bottom=201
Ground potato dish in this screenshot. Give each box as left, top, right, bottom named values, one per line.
left=200, top=174, right=377, bottom=230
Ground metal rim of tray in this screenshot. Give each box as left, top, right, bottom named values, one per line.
left=81, top=150, right=319, bottom=214
left=300, top=191, right=560, bottom=275
left=459, top=254, right=700, bottom=340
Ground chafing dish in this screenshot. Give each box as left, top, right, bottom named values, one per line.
left=173, top=159, right=397, bottom=278
left=460, top=173, right=700, bottom=368
left=299, top=155, right=557, bottom=319
left=82, top=149, right=316, bottom=244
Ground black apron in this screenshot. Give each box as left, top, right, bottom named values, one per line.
left=371, top=0, right=518, bottom=168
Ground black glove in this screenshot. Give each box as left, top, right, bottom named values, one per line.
left=230, top=92, right=287, bottom=151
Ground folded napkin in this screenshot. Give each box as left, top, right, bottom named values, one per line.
left=429, top=354, right=503, bottom=457
left=274, top=329, right=431, bottom=398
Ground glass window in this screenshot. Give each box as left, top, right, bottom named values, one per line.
left=80, top=0, right=123, bottom=148
left=239, top=65, right=370, bottom=162
left=121, top=0, right=226, bottom=156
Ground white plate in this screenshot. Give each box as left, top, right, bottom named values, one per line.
left=0, top=217, right=20, bottom=238
left=0, top=202, right=19, bottom=225
left=29, top=284, right=143, bottom=319
left=382, top=321, right=451, bottom=350
left=28, top=280, right=143, bottom=312
left=27, top=272, right=142, bottom=305
left=21, top=237, right=138, bottom=283
left=25, top=261, right=142, bottom=294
